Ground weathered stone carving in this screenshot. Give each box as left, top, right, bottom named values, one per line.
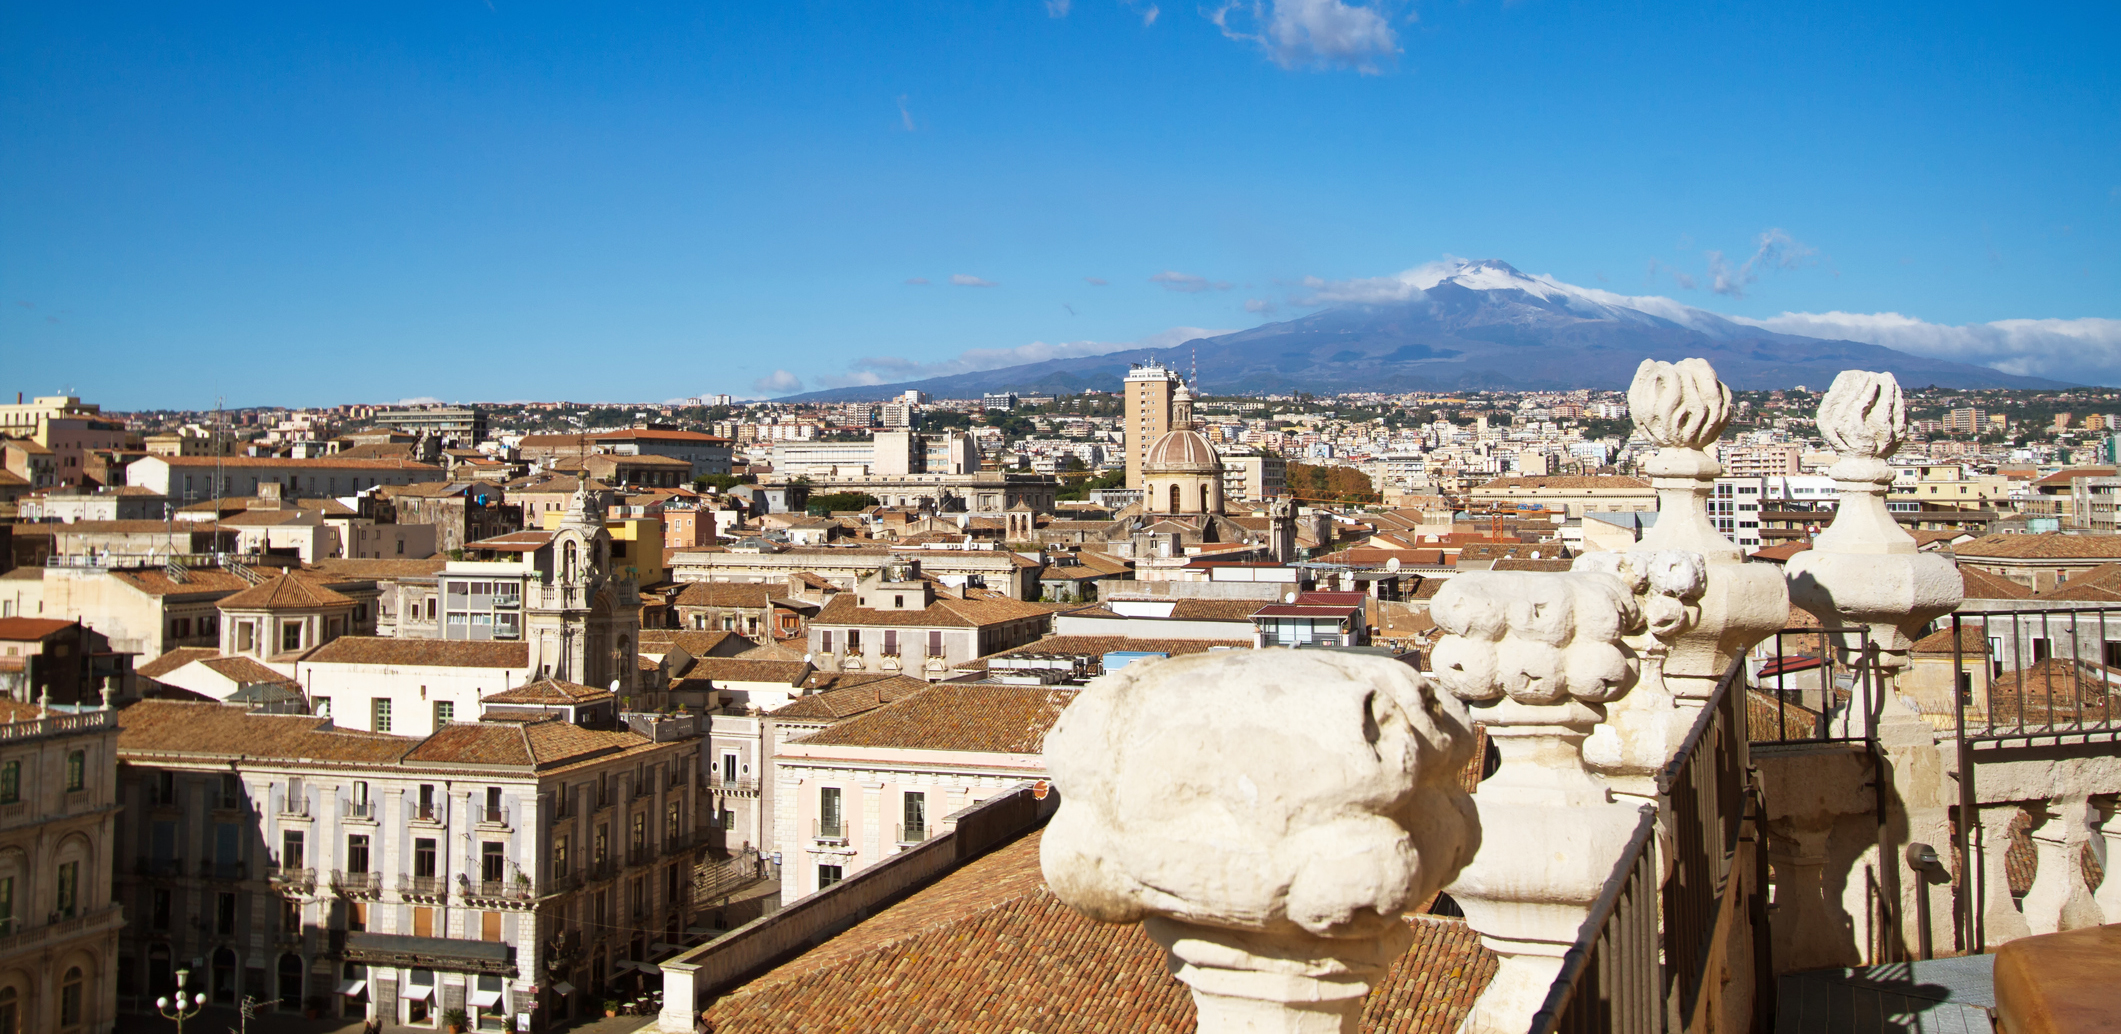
left=1573, top=549, right=1708, bottom=792
left=1041, top=649, right=1480, bottom=1034
left=1429, top=570, right=1653, bottom=1034
left=1627, top=358, right=1788, bottom=700
left=1787, top=370, right=1963, bottom=677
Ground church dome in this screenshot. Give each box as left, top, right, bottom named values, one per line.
left=1144, top=428, right=1221, bottom=473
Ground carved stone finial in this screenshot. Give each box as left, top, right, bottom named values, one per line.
left=1427, top=570, right=1652, bottom=1033
left=1816, top=369, right=1906, bottom=465
left=1627, top=358, right=1731, bottom=451
left=1042, top=650, right=1478, bottom=1034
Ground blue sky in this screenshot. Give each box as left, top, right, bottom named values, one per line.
left=2, top=1, right=2116, bottom=407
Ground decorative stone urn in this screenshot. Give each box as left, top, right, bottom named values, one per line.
left=1574, top=549, right=1708, bottom=797
left=1785, top=370, right=1964, bottom=679
left=1428, top=570, right=1654, bottom=1034
left=1040, top=650, right=1480, bottom=1034
left=1627, top=358, right=1789, bottom=702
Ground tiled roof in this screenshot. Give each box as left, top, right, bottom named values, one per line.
left=400, top=715, right=648, bottom=769
left=1956, top=533, right=2121, bottom=560
left=310, top=558, right=450, bottom=579
left=2031, top=466, right=2117, bottom=489
left=672, top=582, right=774, bottom=609
left=678, top=657, right=813, bottom=686
left=1488, top=558, right=1574, bottom=572
left=483, top=676, right=611, bottom=705
left=110, top=568, right=263, bottom=597
left=217, top=508, right=323, bottom=527
left=117, top=700, right=412, bottom=763
left=768, top=676, right=929, bottom=721
left=200, top=655, right=298, bottom=686
left=791, top=684, right=1073, bottom=753
left=812, top=593, right=1054, bottom=630
left=1910, top=625, right=1990, bottom=655
left=0, top=617, right=75, bottom=641
left=147, top=456, right=444, bottom=471
left=1981, top=659, right=2121, bottom=727
left=1474, top=475, right=1651, bottom=490
left=700, top=827, right=1493, bottom=1034
left=1957, top=564, right=2032, bottom=600
left=217, top=572, right=355, bottom=611
left=638, top=629, right=750, bottom=657
left=301, top=637, right=530, bottom=669
left=965, top=635, right=1252, bottom=671
left=2033, top=563, right=2121, bottom=602
left=136, top=647, right=221, bottom=679
left=467, top=530, right=556, bottom=551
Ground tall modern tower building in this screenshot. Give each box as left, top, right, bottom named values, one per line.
left=1123, top=361, right=1181, bottom=490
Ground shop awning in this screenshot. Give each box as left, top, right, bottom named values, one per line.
left=402, top=984, right=434, bottom=1001
left=552, top=981, right=577, bottom=997
left=469, top=988, right=504, bottom=1008
left=649, top=942, right=679, bottom=954
left=336, top=980, right=367, bottom=997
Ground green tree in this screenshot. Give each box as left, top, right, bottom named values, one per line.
left=806, top=492, right=879, bottom=515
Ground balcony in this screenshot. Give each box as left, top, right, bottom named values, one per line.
left=708, top=774, right=759, bottom=795
left=463, top=878, right=535, bottom=904
left=896, top=823, right=928, bottom=846
left=198, top=860, right=247, bottom=881
left=546, top=869, right=584, bottom=895
left=280, top=797, right=310, bottom=818
left=813, top=818, right=847, bottom=844
left=332, top=870, right=383, bottom=897
left=0, top=904, right=123, bottom=958
left=342, top=800, right=376, bottom=822
left=586, top=858, right=618, bottom=883
left=626, top=845, right=652, bottom=867
left=135, top=858, right=183, bottom=878
left=664, top=829, right=705, bottom=857
left=267, top=866, right=316, bottom=891
left=410, top=801, right=447, bottom=825
left=473, top=804, right=512, bottom=828
left=398, top=874, right=449, bottom=900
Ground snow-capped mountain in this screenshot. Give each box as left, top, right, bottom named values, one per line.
left=783, top=259, right=2066, bottom=401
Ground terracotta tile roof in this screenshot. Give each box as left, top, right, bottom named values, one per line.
left=400, top=715, right=649, bottom=769
left=677, top=657, right=813, bottom=686
left=672, top=582, right=774, bottom=609
left=638, top=629, right=750, bottom=657
left=148, top=456, right=444, bottom=471
left=482, top=676, right=611, bottom=705
left=964, top=635, right=1252, bottom=671
left=217, top=508, right=324, bottom=527
left=2034, top=563, right=2121, bottom=602
left=1981, top=658, right=2121, bottom=727
left=795, top=670, right=911, bottom=694
left=0, top=617, right=75, bottom=640
left=1489, top=558, right=1575, bottom=572
left=812, top=593, right=1054, bottom=630
left=1911, top=625, right=1990, bottom=655
left=310, top=557, right=450, bottom=579
left=216, top=572, right=355, bottom=611
left=301, top=637, right=530, bottom=669
left=791, top=683, right=1073, bottom=753
left=1957, top=533, right=2121, bottom=560
left=109, top=568, right=262, bottom=597
left=700, top=827, right=1493, bottom=1034
left=117, top=700, right=412, bottom=763
left=136, top=647, right=221, bottom=679
left=466, top=530, right=556, bottom=551
left=769, top=676, right=929, bottom=720
left=2031, top=466, right=2116, bottom=489
left=1474, top=475, right=1651, bottom=490
left=199, top=655, right=298, bottom=686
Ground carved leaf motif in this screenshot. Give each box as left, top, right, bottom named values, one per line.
left=1816, top=370, right=1905, bottom=460
left=1627, top=358, right=1731, bottom=450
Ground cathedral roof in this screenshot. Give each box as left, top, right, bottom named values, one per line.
left=1142, top=428, right=1220, bottom=474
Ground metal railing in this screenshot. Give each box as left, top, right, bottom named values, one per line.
left=465, top=878, right=535, bottom=902
left=267, top=866, right=315, bottom=888
left=473, top=804, right=512, bottom=827
left=814, top=817, right=846, bottom=842
left=1657, top=662, right=1749, bottom=1026
left=332, top=870, right=383, bottom=895
left=1531, top=807, right=1660, bottom=1034
left=708, top=773, right=759, bottom=794
left=1752, top=625, right=1879, bottom=744
left=342, top=800, right=376, bottom=821
left=398, top=874, right=448, bottom=897
left=896, top=822, right=928, bottom=845
left=410, top=800, right=447, bottom=824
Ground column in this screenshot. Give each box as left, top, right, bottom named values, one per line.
left=2092, top=799, right=2121, bottom=926
left=2021, top=795, right=2100, bottom=935
left=1981, top=804, right=2032, bottom=946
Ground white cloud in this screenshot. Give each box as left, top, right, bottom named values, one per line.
left=1210, top=0, right=1400, bottom=73
left=395, top=396, right=445, bottom=406
left=1046, top=0, right=1072, bottom=15
left=1245, top=298, right=1277, bottom=315
left=752, top=370, right=804, bottom=396
left=1730, top=311, right=2121, bottom=385
left=1707, top=228, right=1816, bottom=298
left=1083, top=276, right=1109, bottom=286
left=896, top=95, right=917, bottom=132
left=813, top=325, right=1230, bottom=389
left=950, top=274, right=997, bottom=287
left=904, top=277, right=930, bottom=285
left=1141, top=4, right=1160, bottom=25
left=1151, top=270, right=1231, bottom=293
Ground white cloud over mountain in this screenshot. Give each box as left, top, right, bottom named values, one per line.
left=1210, top=0, right=1401, bottom=73
left=813, top=325, right=1227, bottom=390
left=1730, top=311, right=2121, bottom=384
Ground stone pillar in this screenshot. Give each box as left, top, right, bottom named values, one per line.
left=2022, top=796, right=2100, bottom=935
left=1981, top=804, right=2033, bottom=946
left=1575, top=549, right=1707, bottom=799
left=1041, top=650, right=1479, bottom=1034
left=2092, top=799, right=2121, bottom=925
left=1625, top=358, right=1788, bottom=706
left=1430, top=569, right=1650, bottom=1034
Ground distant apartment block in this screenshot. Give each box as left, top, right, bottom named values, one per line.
left=371, top=406, right=487, bottom=445
left=127, top=456, right=447, bottom=502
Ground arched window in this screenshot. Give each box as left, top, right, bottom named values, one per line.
left=276, top=953, right=304, bottom=1012
left=60, top=966, right=83, bottom=1028
left=1200, top=483, right=1211, bottom=513
left=212, top=946, right=237, bottom=1004
left=0, top=985, right=16, bottom=1034
left=65, top=750, right=85, bottom=791
left=563, top=541, right=578, bottom=582
left=1167, top=485, right=1181, bottom=513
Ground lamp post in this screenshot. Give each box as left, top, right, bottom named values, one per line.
left=156, top=967, right=206, bottom=1032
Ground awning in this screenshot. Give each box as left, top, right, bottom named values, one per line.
left=402, top=984, right=434, bottom=1001
left=336, top=980, right=367, bottom=997
left=633, top=961, right=661, bottom=975
left=551, top=981, right=577, bottom=996
left=649, top=942, right=679, bottom=954
left=469, top=988, right=503, bottom=1008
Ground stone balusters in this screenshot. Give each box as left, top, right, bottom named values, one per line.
left=1981, top=804, right=2034, bottom=945
left=1429, top=569, right=1652, bottom=1034
left=1786, top=371, right=1964, bottom=681
left=1626, top=358, right=1789, bottom=703
left=1573, top=549, right=1708, bottom=797
left=1040, top=650, right=1480, bottom=1034
left=2095, top=799, right=2121, bottom=925
left=2022, top=795, right=2103, bottom=935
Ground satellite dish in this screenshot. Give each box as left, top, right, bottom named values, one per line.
left=1385, top=557, right=1401, bottom=573
left=608, top=680, right=620, bottom=693
left=1285, top=590, right=1297, bottom=603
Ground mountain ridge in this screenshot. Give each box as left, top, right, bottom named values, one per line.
left=780, top=260, right=2067, bottom=401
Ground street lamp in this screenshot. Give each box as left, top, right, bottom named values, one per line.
left=156, top=967, right=206, bottom=1032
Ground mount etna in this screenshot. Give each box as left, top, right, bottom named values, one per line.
left=782, top=260, right=2065, bottom=401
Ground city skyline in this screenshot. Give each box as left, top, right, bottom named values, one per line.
left=3, top=2, right=2117, bottom=408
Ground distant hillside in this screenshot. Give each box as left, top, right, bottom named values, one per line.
left=782, top=260, right=2066, bottom=401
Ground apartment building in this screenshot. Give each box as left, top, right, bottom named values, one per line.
left=113, top=700, right=706, bottom=1027
left=1122, top=362, right=1181, bottom=491
left=1468, top=474, right=1655, bottom=517
left=804, top=563, right=1053, bottom=680
left=127, top=456, right=447, bottom=503
left=589, top=429, right=733, bottom=480
left=0, top=700, right=123, bottom=1034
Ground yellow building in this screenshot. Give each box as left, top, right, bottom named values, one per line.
left=1889, top=463, right=2011, bottom=511
left=540, top=512, right=665, bottom=585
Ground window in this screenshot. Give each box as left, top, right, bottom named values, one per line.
left=820, top=630, right=833, bottom=653
left=414, top=838, right=437, bottom=878
left=0, top=762, right=16, bottom=804
left=631, top=813, right=646, bottom=853
left=59, top=967, right=82, bottom=1028
left=281, top=620, right=304, bottom=652
left=0, top=877, right=12, bottom=934
left=347, top=834, right=369, bottom=874
left=903, top=791, right=927, bottom=841
left=281, top=898, right=301, bottom=934
left=882, top=630, right=897, bottom=656
left=417, top=783, right=435, bottom=820
left=928, top=630, right=943, bottom=657
left=215, top=890, right=235, bottom=934
left=236, top=621, right=255, bottom=653
left=818, top=864, right=843, bottom=889
left=482, top=842, right=506, bottom=883
left=434, top=700, right=454, bottom=727
left=0, top=984, right=15, bottom=1034
left=219, top=774, right=241, bottom=808
left=371, top=698, right=392, bottom=733
left=481, top=910, right=503, bottom=942
left=820, top=787, right=843, bottom=836
left=720, top=753, right=739, bottom=783
left=485, top=785, right=502, bottom=822
left=282, top=830, right=305, bottom=870
left=553, top=837, right=569, bottom=877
